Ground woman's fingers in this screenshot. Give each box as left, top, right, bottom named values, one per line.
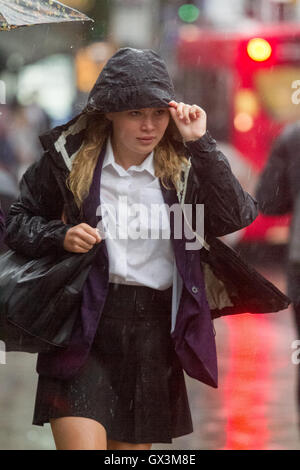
left=192, top=105, right=202, bottom=115
left=176, top=102, right=184, bottom=119
left=74, top=242, right=93, bottom=252
left=63, top=223, right=102, bottom=253
left=168, top=100, right=207, bottom=141
left=190, top=105, right=199, bottom=119
left=80, top=223, right=102, bottom=244
left=169, top=101, right=201, bottom=123
left=168, top=100, right=177, bottom=108
left=188, top=105, right=201, bottom=120
left=181, top=105, right=190, bottom=124
left=74, top=237, right=95, bottom=251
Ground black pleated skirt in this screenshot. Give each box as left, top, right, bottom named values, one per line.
left=32, top=282, right=193, bottom=444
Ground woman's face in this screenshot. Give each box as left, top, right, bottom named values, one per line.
left=105, top=107, right=170, bottom=158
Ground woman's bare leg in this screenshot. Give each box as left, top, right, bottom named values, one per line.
left=50, top=417, right=107, bottom=450
left=107, top=439, right=152, bottom=450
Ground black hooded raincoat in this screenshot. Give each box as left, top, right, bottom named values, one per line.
left=4, top=48, right=289, bottom=388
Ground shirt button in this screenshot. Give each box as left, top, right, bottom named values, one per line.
left=191, top=286, right=199, bottom=294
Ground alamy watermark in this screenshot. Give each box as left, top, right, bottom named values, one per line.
left=96, top=198, right=205, bottom=250
left=291, top=339, right=300, bottom=364
left=291, top=80, right=300, bottom=105
left=0, top=80, right=6, bottom=112
left=0, top=341, right=6, bottom=365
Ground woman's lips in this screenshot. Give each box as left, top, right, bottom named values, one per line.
left=137, top=137, right=155, bottom=144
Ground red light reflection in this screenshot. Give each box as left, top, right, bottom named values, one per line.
left=221, top=313, right=274, bottom=450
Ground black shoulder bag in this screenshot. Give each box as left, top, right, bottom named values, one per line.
left=0, top=244, right=100, bottom=353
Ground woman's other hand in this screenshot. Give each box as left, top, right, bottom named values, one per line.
left=168, top=101, right=207, bottom=143
left=64, top=223, right=102, bottom=253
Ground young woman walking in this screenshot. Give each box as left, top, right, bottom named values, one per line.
left=5, top=48, right=258, bottom=450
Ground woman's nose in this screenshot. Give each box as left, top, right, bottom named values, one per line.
left=141, top=118, right=155, bottom=131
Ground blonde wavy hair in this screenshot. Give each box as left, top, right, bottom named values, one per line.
left=66, top=112, right=189, bottom=211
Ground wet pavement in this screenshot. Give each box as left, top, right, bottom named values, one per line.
left=0, top=264, right=299, bottom=450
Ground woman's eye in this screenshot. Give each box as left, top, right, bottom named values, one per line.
left=130, top=111, right=141, bottom=116
left=156, top=110, right=166, bottom=116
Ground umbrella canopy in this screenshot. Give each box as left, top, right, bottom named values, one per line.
left=0, top=0, right=93, bottom=31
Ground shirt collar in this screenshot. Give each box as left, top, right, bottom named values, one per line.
left=103, top=136, right=155, bottom=178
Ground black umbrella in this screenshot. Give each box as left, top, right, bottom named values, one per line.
left=0, top=0, right=93, bottom=31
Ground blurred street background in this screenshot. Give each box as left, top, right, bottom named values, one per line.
left=1, top=0, right=300, bottom=450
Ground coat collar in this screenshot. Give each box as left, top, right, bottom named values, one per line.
left=39, top=112, right=88, bottom=172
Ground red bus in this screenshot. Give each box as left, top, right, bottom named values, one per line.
left=175, top=23, right=300, bottom=246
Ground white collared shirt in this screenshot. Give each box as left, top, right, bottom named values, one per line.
left=99, top=137, right=175, bottom=290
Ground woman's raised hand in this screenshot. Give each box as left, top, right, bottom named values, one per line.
left=63, top=223, right=102, bottom=253
left=168, top=101, right=207, bottom=143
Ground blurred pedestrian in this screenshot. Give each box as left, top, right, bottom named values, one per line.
left=256, top=121, right=300, bottom=419
left=0, top=107, right=18, bottom=179
left=0, top=156, right=19, bottom=224
left=7, top=102, right=44, bottom=182
left=5, top=48, right=259, bottom=450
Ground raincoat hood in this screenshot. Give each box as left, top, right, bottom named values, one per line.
left=39, top=47, right=177, bottom=172
left=85, top=47, right=176, bottom=114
